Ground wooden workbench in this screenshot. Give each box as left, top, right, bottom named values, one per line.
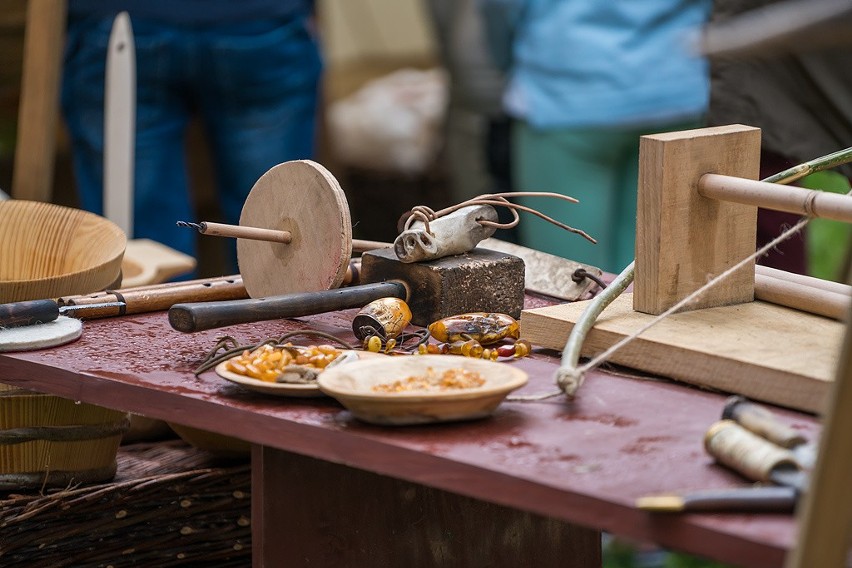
left=0, top=294, right=818, bottom=567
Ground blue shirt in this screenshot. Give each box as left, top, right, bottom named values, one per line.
left=481, top=0, right=712, bottom=129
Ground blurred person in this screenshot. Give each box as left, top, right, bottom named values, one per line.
left=61, top=1, right=322, bottom=272
left=708, top=0, right=852, bottom=276
left=481, top=0, right=712, bottom=273
left=425, top=0, right=518, bottom=242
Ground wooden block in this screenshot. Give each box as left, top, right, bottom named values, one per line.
left=519, top=294, right=843, bottom=413
left=360, top=247, right=525, bottom=327
left=635, top=124, right=761, bottom=315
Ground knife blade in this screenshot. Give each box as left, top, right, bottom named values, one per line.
left=104, top=11, right=135, bottom=236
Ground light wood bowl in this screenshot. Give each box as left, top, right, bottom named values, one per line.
left=318, top=355, right=529, bottom=425
left=0, top=200, right=126, bottom=303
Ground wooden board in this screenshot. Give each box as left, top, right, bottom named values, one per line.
left=635, top=125, right=760, bottom=314
left=520, top=294, right=844, bottom=413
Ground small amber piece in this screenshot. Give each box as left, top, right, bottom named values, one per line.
left=365, top=335, right=383, bottom=352
left=513, top=339, right=532, bottom=358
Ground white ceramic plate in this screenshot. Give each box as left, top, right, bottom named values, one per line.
left=215, top=350, right=382, bottom=398
left=317, top=355, right=529, bottom=425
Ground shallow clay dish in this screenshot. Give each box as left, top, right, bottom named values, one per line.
left=317, top=355, right=528, bottom=425
left=0, top=200, right=126, bottom=302
left=215, top=350, right=383, bottom=398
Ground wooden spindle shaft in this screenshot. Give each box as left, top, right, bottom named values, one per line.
left=191, top=221, right=392, bottom=253
left=199, top=221, right=292, bottom=244
left=699, top=173, right=852, bottom=223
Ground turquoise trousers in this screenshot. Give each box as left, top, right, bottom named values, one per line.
left=513, top=120, right=702, bottom=273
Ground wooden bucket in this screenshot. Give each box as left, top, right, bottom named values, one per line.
left=0, top=383, right=130, bottom=489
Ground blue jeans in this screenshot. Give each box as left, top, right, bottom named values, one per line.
left=61, top=14, right=322, bottom=270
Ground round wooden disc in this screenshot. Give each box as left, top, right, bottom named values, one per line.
left=238, top=160, right=353, bottom=298
left=0, top=316, right=83, bottom=352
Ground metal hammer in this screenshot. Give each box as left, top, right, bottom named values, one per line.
left=168, top=247, right=525, bottom=333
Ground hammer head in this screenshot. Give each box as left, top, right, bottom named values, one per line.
left=360, top=247, right=525, bottom=327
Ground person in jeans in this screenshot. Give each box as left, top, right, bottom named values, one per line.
left=61, top=1, right=322, bottom=271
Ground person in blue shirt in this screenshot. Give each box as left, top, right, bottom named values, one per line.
left=481, top=0, right=712, bottom=273
left=61, top=1, right=321, bottom=274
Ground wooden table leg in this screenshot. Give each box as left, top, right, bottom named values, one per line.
left=252, top=445, right=601, bottom=567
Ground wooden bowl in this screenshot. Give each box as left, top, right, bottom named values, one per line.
left=317, top=355, right=529, bottom=425
left=0, top=200, right=126, bottom=302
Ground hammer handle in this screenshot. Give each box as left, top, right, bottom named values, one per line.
left=169, top=281, right=407, bottom=333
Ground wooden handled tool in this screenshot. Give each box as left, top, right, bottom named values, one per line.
left=169, top=281, right=408, bottom=333
left=0, top=299, right=122, bottom=328
left=170, top=247, right=526, bottom=333
left=704, top=420, right=809, bottom=491
left=722, top=396, right=816, bottom=469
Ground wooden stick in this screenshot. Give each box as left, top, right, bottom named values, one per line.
left=755, top=265, right=851, bottom=297
left=180, top=220, right=392, bottom=252
left=195, top=221, right=292, bottom=244
left=12, top=0, right=67, bottom=201
left=754, top=272, right=850, bottom=320
left=699, top=173, right=852, bottom=223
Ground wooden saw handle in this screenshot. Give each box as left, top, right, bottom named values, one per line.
left=168, top=281, right=407, bottom=333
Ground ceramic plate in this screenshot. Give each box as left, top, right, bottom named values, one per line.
left=317, top=355, right=528, bottom=425
left=215, top=350, right=381, bottom=398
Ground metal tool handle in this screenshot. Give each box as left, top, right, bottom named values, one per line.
left=722, top=395, right=808, bottom=448
left=168, top=281, right=407, bottom=333
left=0, top=299, right=60, bottom=329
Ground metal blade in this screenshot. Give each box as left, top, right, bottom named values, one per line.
left=480, top=238, right=602, bottom=301
left=104, top=11, right=135, bottom=236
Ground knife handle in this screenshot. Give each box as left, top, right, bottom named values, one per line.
left=0, top=299, right=60, bottom=329
left=722, top=395, right=807, bottom=448
left=168, top=281, right=407, bottom=333
left=705, top=420, right=799, bottom=483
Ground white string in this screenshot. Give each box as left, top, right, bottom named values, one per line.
left=577, top=216, right=811, bottom=375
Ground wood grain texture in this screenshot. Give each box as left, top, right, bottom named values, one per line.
left=254, top=447, right=601, bottom=567
left=12, top=0, right=66, bottom=201
left=0, top=200, right=126, bottom=303
left=635, top=125, right=761, bottom=315
left=520, top=294, right=843, bottom=413
left=786, top=319, right=852, bottom=567
left=238, top=160, right=352, bottom=298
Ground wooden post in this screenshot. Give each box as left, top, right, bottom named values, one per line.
left=785, top=297, right=852, bottom=566
left=634, top=124, right=761, bottom=315
left=12, top=0, right=67, bottom=202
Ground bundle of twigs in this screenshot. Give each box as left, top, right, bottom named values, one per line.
left=0, top=440, right=251, bottom=567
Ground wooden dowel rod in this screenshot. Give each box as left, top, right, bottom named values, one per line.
left=183, top=220, right=392, bottom=252
left=199, top=221, right=292, bottom=244
left=699, top=173, right=852, bottom=223
left=352, top=239, right=392, bottom=252
left=755, top=273, right=850, bottom=320
left=755, top=265, right=851, bottom=297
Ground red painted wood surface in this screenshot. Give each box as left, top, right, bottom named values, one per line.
left=0, top=294, right=817, bottom=567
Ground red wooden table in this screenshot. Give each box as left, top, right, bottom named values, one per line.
left=0, top=295, right=817, bottom=567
